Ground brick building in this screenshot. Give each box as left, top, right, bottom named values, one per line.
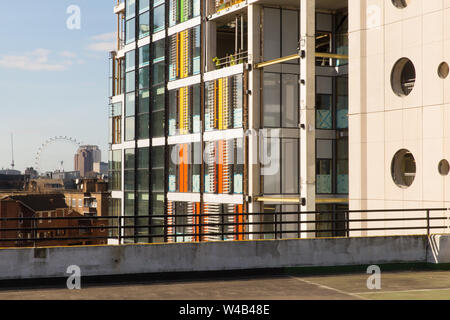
left=0, top=194, right=108, bottom=247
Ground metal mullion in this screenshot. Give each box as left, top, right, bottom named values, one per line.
left=199, top=0, right=205, bottom=240
left=163, top=0, right=170, bottom=243
left=332, top=76, right=337, bottom=195
left=133, top=2, right=139, bottom=244
left=146, top=0, right=155, bottom=244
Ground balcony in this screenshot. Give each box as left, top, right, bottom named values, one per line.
left=109, top=52, right=124, bottom=98
left=215, top=0, right=246, bottom=13
left=114, top=0, right=125, bottom=14
left=212, top=51, right=248, bottom=70
left=211, top=11, right=248, bottom=70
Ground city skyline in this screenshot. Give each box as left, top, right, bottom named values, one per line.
left=0, top=1, right=114, bottom=172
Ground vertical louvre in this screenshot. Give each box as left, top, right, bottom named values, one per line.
left=203, top=203, right=221, bottom=241
left=185, top=202, right=194, bottom=242
left=167, top=201, right=174, bottom=242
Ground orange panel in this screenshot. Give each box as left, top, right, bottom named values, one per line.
left=195, top=202, right=200, bottom=242
left=218, top=141, right=223, bottom=194
left=184, top=144, right=189, bottom=192
left=178, top=145, right=185, bottom=193
left=237, top=204, right=244, bottom=240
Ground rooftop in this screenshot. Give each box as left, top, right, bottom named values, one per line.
left=5, top=194, right=68, bottom=212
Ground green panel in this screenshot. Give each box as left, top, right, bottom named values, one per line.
left=317, top=174, right=332, bottom=194
left=317, top=109, right=332, bottom=129
left=337, top=174, right=348, bottom=194
left=180, top=0, right=184, bottom=23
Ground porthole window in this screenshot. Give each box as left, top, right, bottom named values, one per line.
left=391, top=58, right=416, bottom=97
left=391, top=149, right=416, bottom=188
left=439, top=160, right=450, bottom=176
left=438, top=62, right=449, bottom=79
left=392, top=0, right=408, bottom=9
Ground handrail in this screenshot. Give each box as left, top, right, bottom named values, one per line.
left=0, top=208, right=449, bottom=247
left=213, top=51, right=249, bottom=69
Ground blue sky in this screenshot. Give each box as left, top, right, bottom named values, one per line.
left=0, top=1, right=114, bottom=172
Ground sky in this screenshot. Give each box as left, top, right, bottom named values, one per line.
left=0, top=0, right=115, bottom=173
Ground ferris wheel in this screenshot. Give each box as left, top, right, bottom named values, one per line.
left=34, top=136, right=82, bottom=173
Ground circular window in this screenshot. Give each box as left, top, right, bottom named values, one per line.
left=392, top=0, right=409, bottom=9
left=439, top=160, right=450, bottom=176
left=391, top=149, right=416, bottom=188
left=391, top=58, right=416, bottom=97
left=438, top=62, right=449, bottom=79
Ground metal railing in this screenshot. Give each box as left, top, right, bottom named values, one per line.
left=215, top=0, right=246, bottom=13
left=213, top=51, right=249, bottom=69
left=0, top=208, right=449, bottom=248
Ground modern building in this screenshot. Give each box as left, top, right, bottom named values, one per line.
left=108, top=0, right=350, bottom=243
left=349, top=0, right=450, bottom=236
left=74, top=145, right=102, bottom=178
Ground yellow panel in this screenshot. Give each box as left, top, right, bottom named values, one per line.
left=218, top=79, right=223, bottom=130
left=223, top=77, right=229, bottom=129
left=179, top=87, right=185, bottom=135
left=179, top=31, right=185, bottom=79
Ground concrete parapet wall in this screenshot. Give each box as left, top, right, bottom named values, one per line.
left=0, top=235, right=447, bottom=281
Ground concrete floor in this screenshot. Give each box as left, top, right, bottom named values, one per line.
left=1, top=270, right=450, bottom=300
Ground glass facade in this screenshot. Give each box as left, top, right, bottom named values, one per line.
left=109, top=150, right=122, bottom=191
left=261, top=137, right=299, bottom=195
left=263, top=73, right=299, bottom=128
left=314, top=11, right=349, bottom=197
left=205, top=74, right=243, bottom=131
left=168, top=25, right=201, bottom=81
left=110, top=1, right=349, bottom=243
left=168, top=84, right=201, bottom=136
left=109, top=102, right=122, bottom=145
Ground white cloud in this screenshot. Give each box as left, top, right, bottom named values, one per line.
left=86, top=42, right=115, bottom=52
left=0, top=49, right=68, bottom=71
left=91, top=32, right=116, bottom=41
left=87, top=32, right=116, bottom=52
left=59, top=51, right=78, bottom=59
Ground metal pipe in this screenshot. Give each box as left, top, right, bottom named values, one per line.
left=241, top=14, right=244, bottom=52
left=254, top=52, right=349, bottom=69
left=315, top=52, right=348, bottom=59
left=235, top=15, right=238, bottom=54
left=254, top=197, right=349, bottom=204
left=254, top=53, right=299, bottom=69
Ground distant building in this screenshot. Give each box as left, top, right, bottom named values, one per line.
left=24, top=178, right=76, bottom=192
left=24, top=167, right=39, bottom=179
left=0, top=169, right=21, bottom=176
left=64, top=178, right=110, bottom=217
left=50, top=170, right=80, bottom=181
left=0, top=193, right=108, bottom=247
left=0, top=174, right=25, bottom=191
left=93, top=162, right=108, bottom=176
left=74, top=145, right=102, bottom=178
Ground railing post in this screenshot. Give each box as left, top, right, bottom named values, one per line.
left=118, top=216, right=122, bottom=245
left=221, top=213, right=225, bottom=241
left=346, top=210, right=350, bottom=237
left=427, top=210, right=430, bottom=236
